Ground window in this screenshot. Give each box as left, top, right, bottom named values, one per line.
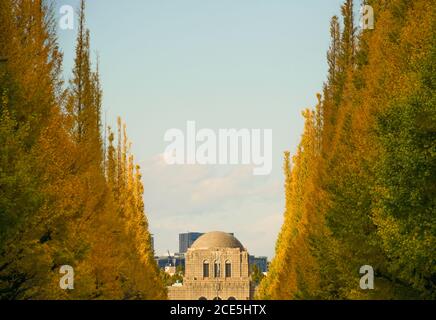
left=225, top=261, right=232, bottom=278
left=203, top=261, right=209, bottom=278
left=214, top=261, right=221, bottom=278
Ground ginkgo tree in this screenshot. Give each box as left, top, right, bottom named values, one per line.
left=0, top=0, right=166, bottom=300
left=259, top=0, right=435, bottom=300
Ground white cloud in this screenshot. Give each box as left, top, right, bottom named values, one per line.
left=140, top=154, right=284, bottom=259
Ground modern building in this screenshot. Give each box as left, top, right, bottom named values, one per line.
left=168, top=231, right=255, bottom=300
left=179, top=232, right=204, bottom=253
left=249, top=255, right=268, bottom=273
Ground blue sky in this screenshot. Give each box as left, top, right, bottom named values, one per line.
left=56, top=0, right=359, bottom=259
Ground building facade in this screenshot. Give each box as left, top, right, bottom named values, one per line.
left=168, top=231, right=255, bottom=300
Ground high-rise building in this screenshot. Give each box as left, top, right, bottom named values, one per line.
left=150, top=234, right=154, bottom=255
left=249, top=255, right=268, bottom=273
left=179, top=232, right=204, bottom=253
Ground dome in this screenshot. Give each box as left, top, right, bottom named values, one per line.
left=190, top=231, right=244, bottom=250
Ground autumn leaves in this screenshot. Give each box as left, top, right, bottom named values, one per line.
left=0, top=0, right=165, bottom=299
left=258, top=0, right=435, bottom=300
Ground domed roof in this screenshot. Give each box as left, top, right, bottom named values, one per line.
left=190, top=231, right=244, bottom=250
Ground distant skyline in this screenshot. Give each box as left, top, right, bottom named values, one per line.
left=56, top=0, right=362, bottom=259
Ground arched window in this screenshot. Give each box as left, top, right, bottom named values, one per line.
left=203, top=261, right=209, bottom=278
left=214, top=261, right=221, bottom=278
left=199, top=297, right=207, bottom=300
left=228, top=296, right=236, bottom=300
left=213, top=297, right=222, bottom=300
left=225, top=261, right=232, bottom=278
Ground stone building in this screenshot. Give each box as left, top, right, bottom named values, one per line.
left=167, top=231, right=255, bottom=300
